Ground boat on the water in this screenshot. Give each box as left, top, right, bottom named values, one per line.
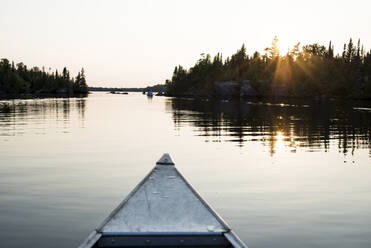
left=79, top=154, right=247, bottom=248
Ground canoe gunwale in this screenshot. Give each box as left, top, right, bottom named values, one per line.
left=172, top=166, right=231, bottom=231
left=225, top=231, right=248, bottom=248
left=96, top=166, right=158, bottom=232
left=78, top=231, right=101, bottom=248
left=79, top=167, right=159, bottom=248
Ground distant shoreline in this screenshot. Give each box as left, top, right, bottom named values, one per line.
left=88, top=85, right=165, bottom=93
left=89, top=87, right=144, bottom=92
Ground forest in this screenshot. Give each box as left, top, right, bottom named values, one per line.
left=0, top=58, right=88, bottom=98
left=166, top=37, right=371, bottom=99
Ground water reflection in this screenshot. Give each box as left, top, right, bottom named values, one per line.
left=0, top=98, right=86, bottom=136
left=167, top=98, right=371, bottom=156
left=0, top=93, right=370, bottom=248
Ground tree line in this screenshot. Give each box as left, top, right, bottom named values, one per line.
left=0, top=58, right=88, bottom=98
left=166, top=37, right=371, bottom=99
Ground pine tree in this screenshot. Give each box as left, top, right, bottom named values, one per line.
left=342, top=44, right=347, bottom=60
left=346, top=38, right=354, bottom=62
left=328, top=41, right=334, bottom=59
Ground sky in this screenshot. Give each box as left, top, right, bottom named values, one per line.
left=1, top=0, right=371, bottom=87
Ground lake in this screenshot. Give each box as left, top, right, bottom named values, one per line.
left=0, top=92, right=370, bottom=248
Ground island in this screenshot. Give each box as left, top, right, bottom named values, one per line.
left=0, top=59, right=88, bottom=99
left=165, top=37, right=371, bottom=99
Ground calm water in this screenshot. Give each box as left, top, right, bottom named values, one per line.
left=0, top=92, right=370, bottom=248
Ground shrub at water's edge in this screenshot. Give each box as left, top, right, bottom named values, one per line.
left=0, top=59, right=88, bottom=98
left=165, top=37, right=371, bottom=99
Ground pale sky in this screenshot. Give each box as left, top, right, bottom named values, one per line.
left=1, top=0, right=370, bottom=87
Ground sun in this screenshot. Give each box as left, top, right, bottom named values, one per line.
left=278, top=40, right=291, bottom=55
left=276, top=36, right=297, bottom=55
left=278, top=44, right=290, bottom=55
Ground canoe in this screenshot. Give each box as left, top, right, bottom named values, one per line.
left=79, top=154, right=247, bottom=248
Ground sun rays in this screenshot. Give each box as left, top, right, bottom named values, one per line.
left=264, top=38, right=317, bottom=87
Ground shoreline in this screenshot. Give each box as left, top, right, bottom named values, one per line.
left=0, top=92, right=89, bottom=100
left=165, top=92, right=371, bottom=101
left=1, top=91, right=370, bottom=102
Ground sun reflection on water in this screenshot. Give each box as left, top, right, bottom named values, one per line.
left=273, top=131, right=286, bottom=154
